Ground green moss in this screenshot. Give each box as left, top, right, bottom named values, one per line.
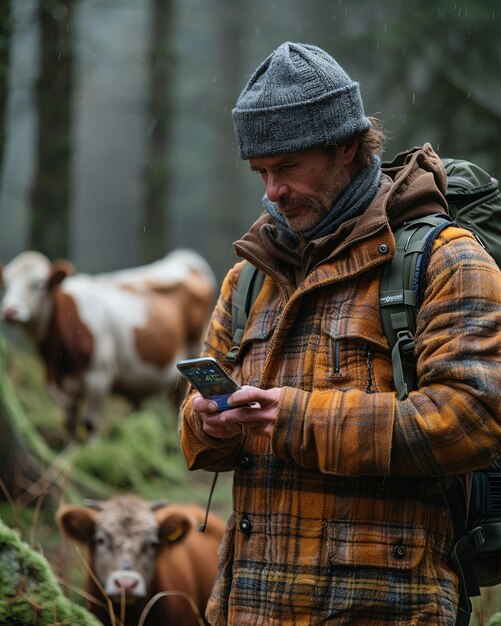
left=69, top=407, right=188, bottom=497
left=0, top=517, right=100, bottom=626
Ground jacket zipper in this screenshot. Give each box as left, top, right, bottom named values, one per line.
left=334, top=340, right=340, bottom=374
left=366, top=344, right=373, bottom=393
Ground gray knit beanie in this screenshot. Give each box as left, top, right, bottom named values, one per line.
left=232, top=42, right=371, bottom=160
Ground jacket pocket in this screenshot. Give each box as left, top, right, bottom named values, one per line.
left=317, top=317, right=388, bottom=390
left=328, top=519, right=426, bottom=570
left=237, top=305, right=276, bottom=384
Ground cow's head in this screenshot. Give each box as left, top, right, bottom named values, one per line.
left=56, top=496, right=194, bottom=603
left=0, top=251, right=74, bottom=326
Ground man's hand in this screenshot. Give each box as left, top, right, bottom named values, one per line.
left=192, top=385, right=281, bottom=439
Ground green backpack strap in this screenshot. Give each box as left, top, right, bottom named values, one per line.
left=379, top=213, right=452, bottom=400
left=225, top=262, right=265, bottom=362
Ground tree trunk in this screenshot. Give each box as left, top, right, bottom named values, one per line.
left=30, top=0, right=75, bottom=260
left=0, top=0, right=11, bottom=183
left=209, top=0, right=245, bottom=280
left=142, top=0, right=174, bottom=263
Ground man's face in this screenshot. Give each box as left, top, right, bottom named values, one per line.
left=249, top=146, right=350, bottom=233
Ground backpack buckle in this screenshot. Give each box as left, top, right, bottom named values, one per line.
left=468, top=526, right=486, bottom=551
left=224, top=346, right=239, bottom=362
left=396, top=330, right=415, bottom=354
left=392, top=331, right=416, bottom=400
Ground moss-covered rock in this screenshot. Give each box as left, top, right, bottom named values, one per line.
left=0, top=517, right=100, bottom=625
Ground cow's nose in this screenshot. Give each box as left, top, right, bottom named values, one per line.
left=2, top=306, right=19, bottom=321
left=114, top=575, right=138, bottom=591
left=106, top=570, right=146, bottom=598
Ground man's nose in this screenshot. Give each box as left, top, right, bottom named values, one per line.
left=266, top=177, right=289, bottom=203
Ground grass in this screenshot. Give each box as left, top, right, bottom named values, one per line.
left=0, top=332, right=233, bottom=616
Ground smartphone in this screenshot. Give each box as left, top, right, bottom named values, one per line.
left=176, top=357, right=251, bottom=412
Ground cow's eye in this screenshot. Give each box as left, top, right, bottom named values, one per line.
left=94, top=534, right=107, bottom=547
left=30, top=278, right=47, bottom=291
left=145, top=538, right=159, bottom=552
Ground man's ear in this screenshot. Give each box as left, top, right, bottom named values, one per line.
left=339, top=135, right=360, bottom=165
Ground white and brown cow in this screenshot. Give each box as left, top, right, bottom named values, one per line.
left=57, top=496, right=225, bottom=626
left=0, top=249, right=216, bottom=437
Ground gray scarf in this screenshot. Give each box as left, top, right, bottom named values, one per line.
left=262, top=155, right=381, bottom=241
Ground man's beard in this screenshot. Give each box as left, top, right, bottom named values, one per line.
left=276, top=168, right=348, bottom=233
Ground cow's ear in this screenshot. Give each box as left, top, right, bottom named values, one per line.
left=157, top=513, right=192, bottom=545
left=49, top=260, right=75, bottom=288
left=56, top=505, right=97, bottom=544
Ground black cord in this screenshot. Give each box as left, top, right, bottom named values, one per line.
left=199, top=471, right=219, bottom=532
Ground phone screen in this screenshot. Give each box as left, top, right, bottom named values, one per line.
left=177, top=358, right=243, bottom=411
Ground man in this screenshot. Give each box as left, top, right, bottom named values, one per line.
left=179, top=42, right=501, bottom=625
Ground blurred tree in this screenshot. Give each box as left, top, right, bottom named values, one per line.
left=334, top=0, right=501, bottom=172
left=0, top=0, right=11, bottom=182
left=142, top=0, right=174, bottom=263
left=29, top=0, right=75, bottom=259
left=208, top=0, right=245, bottom=275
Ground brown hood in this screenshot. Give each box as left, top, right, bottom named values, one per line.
left=234, top=143, right=449, bottom=273
left=381, top=142, right=448, bottom=230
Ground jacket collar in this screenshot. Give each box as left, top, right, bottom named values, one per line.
left=234, top=144, right=448, bottom=285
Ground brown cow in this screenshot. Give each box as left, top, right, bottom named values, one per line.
left=0, top=249, right=216, bottom=437
left=56, top=496, right=225, bottom=626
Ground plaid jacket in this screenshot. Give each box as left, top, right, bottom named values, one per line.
left=179, top=145, right=501, bottom=625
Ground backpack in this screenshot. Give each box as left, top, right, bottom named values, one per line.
left=225, top=157, right=501, bottom=625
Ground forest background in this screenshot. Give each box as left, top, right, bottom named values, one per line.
left=0, top=0, right=501, bottom=624
left=2, top=0, right=501, bottom=282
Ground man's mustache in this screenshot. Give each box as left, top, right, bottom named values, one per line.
left=277, top=196, right=312, bottom=211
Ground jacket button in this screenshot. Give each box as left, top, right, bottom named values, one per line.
left=240, top=517, right=252, bottom=533
left=394, top=544, right=406, bottom=559
left=379, top=243, right=389, bottom=254
left=240, top=455, right=251, bottom=468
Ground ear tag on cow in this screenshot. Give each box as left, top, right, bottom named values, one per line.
left=167, top=526, right=184, bottom=542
